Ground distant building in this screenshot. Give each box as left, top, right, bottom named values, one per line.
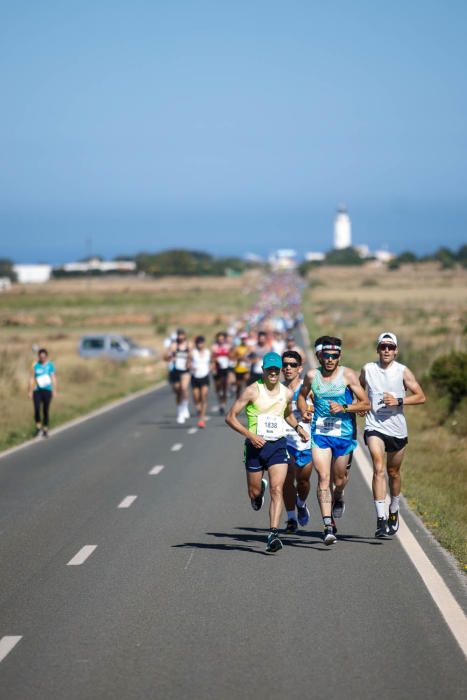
left=333, top=205, right=352, bottom=249
left=13, top=264, right=52, bottom=284
left=355, top=244, right=370, bottom=259
left=269, top=249, right=297, bottom=271
left=59, top=257, right=137, bottom=274
left=304, top=252, right=325, bottom=262
left=374, top=250, right=394, bottom=263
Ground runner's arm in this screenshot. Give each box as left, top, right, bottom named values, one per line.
left=398, top=367, right=425, bottom=406
left=28, top=364, right=35, bottom=398
left=51, top=370, right=58, bottom=396
left=296, top=373, right=313, bottom=420
left=329, top=369, right=370, bottom=414
left=357, top=368, right=368, bottom=416
left=163, top=342, right=175, bottom=362
left=284, top=393, right=309, bottom=443
left=225, top=384, right=265, bottom=447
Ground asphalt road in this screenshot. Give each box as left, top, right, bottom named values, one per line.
left=0, top=384, right=466, bottom=699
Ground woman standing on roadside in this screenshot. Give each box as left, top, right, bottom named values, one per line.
left=28, top=348, right=57, bottom=438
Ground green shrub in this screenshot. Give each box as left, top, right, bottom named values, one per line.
left=430, top=352, right=467, bottom=411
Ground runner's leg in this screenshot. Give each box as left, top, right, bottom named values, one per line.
left=312, top=446, right=332, bottom=518
left=268, top=463, right=288, bottom=530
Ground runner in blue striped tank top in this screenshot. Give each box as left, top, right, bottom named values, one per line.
left=297, top=336, right=370, bottom=545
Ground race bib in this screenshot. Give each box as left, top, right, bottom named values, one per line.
left=175, top=358, right=187, bottom=371
left=36, top=373, right=51, bottom=388
left=257, top=414, right=285, bottom=440
left=315, top=416, right=342, bottom=437
left=217, top=356, right=229, bottom=369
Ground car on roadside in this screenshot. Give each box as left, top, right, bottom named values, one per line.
left=78, top=334, right=156, bottom=360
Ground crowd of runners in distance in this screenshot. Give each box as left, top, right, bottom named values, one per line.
left=165, top=273, right=427, bottom=553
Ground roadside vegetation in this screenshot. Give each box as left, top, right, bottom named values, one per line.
left=301, top=261, right=467, bottom=569
left=0, top=272, right=258, bottom=451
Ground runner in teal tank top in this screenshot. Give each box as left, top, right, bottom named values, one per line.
left=297, top=336, right=370, bottom=545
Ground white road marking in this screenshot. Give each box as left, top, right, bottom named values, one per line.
left=118, top=495, right=138, bottom=509
left=0, top=636, right=22, bottom=663
left=187, top=427, right=198, bottom=435
left=355, top=441, right=467, bottom=659
left=184, top=551, right=195, bottom=571
left=149, top=465, right=165, bottom=475
left=67, top=545, right=98, bottom=566
left=171, top=443, right=183, bottom=452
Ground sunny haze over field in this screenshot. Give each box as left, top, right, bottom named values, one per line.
left=1, top=0, right=466, bottom=263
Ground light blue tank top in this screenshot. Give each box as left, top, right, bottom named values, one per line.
left=34, top=361, right=55, bottom=391
left=311, top=367, right=354, bottom=440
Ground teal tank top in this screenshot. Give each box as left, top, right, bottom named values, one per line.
left=311, top=367, right=354, bottom=440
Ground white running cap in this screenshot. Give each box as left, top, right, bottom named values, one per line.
left=377, top=332, right=398, bottom=347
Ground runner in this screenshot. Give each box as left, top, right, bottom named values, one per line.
left=28, top=348, right=57, bottom=438
left=297, top=336, right=370, bottom=545
left=360, top=332, right=426, bottom=537
left=225, top=352, right=309, bottom=553
left=248, top=330, right=270, bottom=385
left=164, top=328, right=191, bottom=424
left=190, top=335, right=211, bottom=428
left=211, top=332, right=231, bottom=415
left=281, top=350, right=313, bottom=533
left=230, top=332, right=251, bottom=398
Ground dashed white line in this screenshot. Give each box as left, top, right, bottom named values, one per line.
left=187, top=427, right=198, bottom=435
left=171, top=443, right=183, bottom=452
left=67, top=545, right=98, bottom=566
left=149, top=465, right=165, bottom=475
left=0, top=636, right=22, bottom=663
left=184, top=551, right=195, bottom=571
left=118, top=495, right=138, bottom=509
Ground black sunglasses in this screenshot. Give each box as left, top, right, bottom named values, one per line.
left=282, top=361, right=299, bottom=368
left=379, top=344, right=396, bottom=351
left=322, top=352, right=340, bottom=360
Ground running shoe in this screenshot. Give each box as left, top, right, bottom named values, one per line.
left=387, top=510, right=399, bottom=535
left=332, top=494, right=345, bottom=519
left=176, top=414, right=186, bottom=424
left=42, top=429, right=49, bottom=439
left=266, top=529, right=283, bottom=553
left=251, top=477, right=268, bottom=511
left=285, top=518, right=298, bottom=534
left=296, top=500, right=310, bottom=527
left=34, top=428, right=41, bottom=438
left=182, top=406, right=190, bottom=420
left=331, top=516, right=338, bottom=535
left=197, top=419, right=206, bottom=428
left=375, top=517, right=391, bottom=538
left=323, top=526, right=337, bottom=546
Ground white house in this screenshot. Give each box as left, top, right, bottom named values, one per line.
left=13, top=264, right=52, bottom=284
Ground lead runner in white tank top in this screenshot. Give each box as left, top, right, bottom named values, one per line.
left=363, top=360, right=408, bottom=439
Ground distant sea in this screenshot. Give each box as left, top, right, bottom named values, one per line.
left=2, top=200, right=466, bottom=264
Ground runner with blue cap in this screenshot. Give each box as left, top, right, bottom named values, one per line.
left=226, top=351, right=309, bottom=553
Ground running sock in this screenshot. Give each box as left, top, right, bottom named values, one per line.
left=286, top=510, right=296, bottom=520
left=296, top=497, right=307, bottom=508
left=390, top=496, right=400, bottom=514
left=374, top=500, right=386, bottom=518
left=323, top=516, right=332, bottom=527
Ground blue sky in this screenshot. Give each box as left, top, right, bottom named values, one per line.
left=1, top=0, right=466, bottom=262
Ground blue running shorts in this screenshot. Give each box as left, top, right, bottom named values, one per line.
left=287, top=445, right=312, bottom=468
left=312, top=435, right=357, bottom=458
left=244, top=437, right=289, bottom=472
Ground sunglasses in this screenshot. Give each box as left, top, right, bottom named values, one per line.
left=282, top=361, right=299, bottom=368
left=379, top=344, right=396, bottom=351
left=322, top=352, right=340, bottom=360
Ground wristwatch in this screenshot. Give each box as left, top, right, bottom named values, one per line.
left=342, top=404, right=348, bottom=412
left=294, top=424, right=301, bottom=432
left=398, top=397, right=404, bottom=407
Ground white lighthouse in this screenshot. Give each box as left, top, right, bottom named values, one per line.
left=333, top=205, right=352, bottom=249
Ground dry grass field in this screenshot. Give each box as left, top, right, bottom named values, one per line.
left=301, top=261, right=467, bottom=568
left=0, top=273, right=259, bottom=451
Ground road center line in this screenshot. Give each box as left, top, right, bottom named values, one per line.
left=355, top=441, right=467, bottom=659
left=149, top=465, right=165, bottom=475
left=0, top=636, right=22, bottom=663
left=171, top=443, right=183, bottom=452
left=67, top=545, right=98, bottom=566
left=187, top=427, right=198, bottom=435
left=118, top=495, right=138, bottom=509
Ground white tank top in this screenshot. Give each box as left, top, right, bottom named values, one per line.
left=364, top=361, right=407, bottom=438
left=191, top=348, right=211, bottom=378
